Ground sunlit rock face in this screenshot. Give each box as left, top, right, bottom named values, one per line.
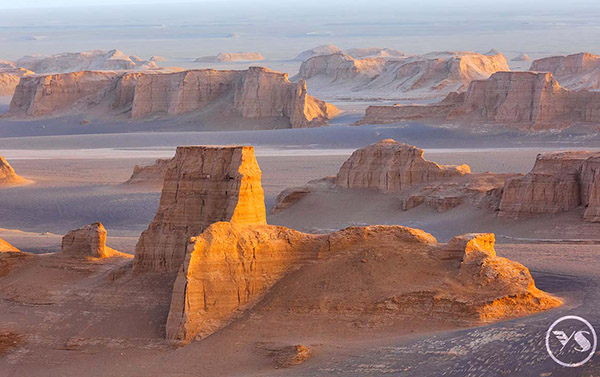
left=133, top=146, right=267, bottom=273
left=530, top=52, right=600, bottom=89
left=15, top=49, right=157, bottom=73
left=335, top=139, right=470, bottom=192
left=0, top=156, right=28, bottom=187
left=359, top=71, right=600, bottom=129
left=498, top=151, right=600, bottom=221
left=61, top=222, right=123, bottom=258
left=0, top=68, right=34, bottom=96
left=295, top=50, right=508, bottom=100
left=0, top=238, right=19, bottom=253
left=166, top=223, right=560, bottom=343
left=7, top=67, right=338, bottom=128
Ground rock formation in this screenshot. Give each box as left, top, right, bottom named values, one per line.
left=7, top=67, right=338, bottom=128
left=294, top=44, right=341, bottom=61
left=344, top=47, right=404, bottom=59
left=294, top=51, right=508, bottom=100
left=123, top=158, right=173, bottom=186
left=530, top=52, right=600, bottom=90
left=0, top=156, right=29, bottom=187
left=358, top=71, right=600, bottom=130
left=195, top=52, right=265, bottom=62
left=498, top=151, right=600, bottom=222
left=0, top=238, right=19, bottom=253
left=335, top=139, right=470, bottom=192
left=149, top=56, right=166, bottom=62
left=0, top=59, right=15, bottom=69
left=61, top=222, right=124, bottom=258
left=15, top=49, right=157, bottom=73
left=133, top=146, right=267, bottom=273
left=512, top=53, right=531, bottom=62
left=0, top=68, right=34, bottom=96
left=166, top=222, right=560, bottom=343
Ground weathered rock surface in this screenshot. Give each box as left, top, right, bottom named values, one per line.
left=530, top=52, right=600, bottom=90
left=0, top=156, right=29, bottom=187
left=359, top=71, right=600, bottom=130
left=195, top=52, right=265, bottom=62
left=498, top=151, right=600, bottom=221
left=61, top=222, right=125, bottom=258
left=0, top=68, right=34, bottom=96
left=166, top=223, right=560, bottom=343
left=7, top=67, right=338, bottom=128
left=15, top=49, right=157, bottom=73
left=133, top=146, right=267, bottom=273
left=335, top=139, right=470, bottom=192
left=294, top=44, right=341, bottom=61
left=295, top=51, right=508, bottom=100
left=123, top=158, right=173, bottom=186
left=0, top=238, right=19, bottom=253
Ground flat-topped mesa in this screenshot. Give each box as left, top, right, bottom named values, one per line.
left=530, top=52, right=600, bottom=89
left=295, top=50, right=508, bottom=100
left=0, top=156, right=29, bottom=187
left=123, top=158, right=173, bottom=186
left=166, top=223, right=560, bottom=343
left=7, top=67, right=338, bottom=128
left=498, top=151, right=600, bottom=221
left=133, top=145, right=267, bottom=273
left=335, top=139, right=470, bottom=192
left=358, top=71, right=600, bottom=129
left=61, top=222, right=125, bottom=258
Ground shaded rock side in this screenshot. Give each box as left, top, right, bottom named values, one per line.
left=498, top=151, right=600, bottom=219
left=166, top=223, right=560, bottom=343
left=133, top=146, right=267, bottom=273
left=582, top=156, right=600, bottom=222
left=335, top=139, right=470, bottom=192
left=61, top=222, right=125, bottom=258
left=123, top=158, right=173, bottom=186
left=359, top=71, right=600, bottom=129
left=0, top=156, right=29, bottom=186
left=530, top=52, right=600, bottom=89
left=7, top=67, right=338, bottom=128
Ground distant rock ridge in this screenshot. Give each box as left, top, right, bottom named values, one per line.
left=7, top=67, right=339, bottom=128
left=358, top=71, right=600, bottom=130
left=15, top=49, right=157, bottom=74
left=530, top=52, right=600, bottom=89
left=195, top=52, right=265, bottom=62
left=124, top=158, right=173, bottom=186
left=61, top=222, right=126, bottom=258
left=294, top=51, right=509, bottom=100
left=512, top=53, right=531, bottom=62
left=293, top=44, right=341, bottom=61
left=133, top=145, right=267, bottom=273
left=0, top=156, right=29, bottom=187
left=498, top=151, right=600, bottom=222
left=166, top=222, right=561, bottom=343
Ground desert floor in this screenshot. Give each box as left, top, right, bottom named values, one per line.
left=0, top=126, right=599, bottom=376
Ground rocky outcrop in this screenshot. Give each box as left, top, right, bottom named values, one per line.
left=123, top=158, right=173, bottom=186
left=344, top=47, right=404, bottom=59
left=0, top=156, right=29, bottom=187
left=0, top=238, right=19, bottom=253
left=335, top=139, right=470, bottom=192
left=530, top=52, right=600, bottom=89
left=512, top=53, right=531, bottom=62
left=195, top=52, right=265, bottom=62
left=7, top=67, right=338, bottom=128
left=166, top=223, right=560, bottom=343
left=15, top=49, right=157, bottom=73
left=358, top=71, right=600, bottom=130
left=498, top=151, right=600, bottom=221
left=0, top=68, right=34, bottom=96
left=294, top=44, right=341, bottom=61
left=295, top=51, right=508, bottom=100
left=133, top=146, right=267, bottom=273
left=61, top=222, right=124, bottom=258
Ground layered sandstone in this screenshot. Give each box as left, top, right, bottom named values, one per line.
left=530, top=52, right=600, bottom=89
left=0, top=156, right=29, bottom=187
left=359, top=71, right=600, bottom=129
left=195, top=52, right=265, bottom=62
left=0, top=68, right=34, bottom=96
left=295, top=51, right=508, bottom=100
left=7, top=67, right=338, bottom=128
left=15, top=49, right=157, bottom=73
left=61, top=222, right=124, bottom=258
left=498, top=151, right=600, bottom=221
left=123, top=158, right=173, bottom=186
left=133, top=146, right=267, bottom=272
left=335, top=139, right=470, bottom=192
left=166, top=223, right=560, bottom=343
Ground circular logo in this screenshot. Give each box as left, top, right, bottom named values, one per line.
left=546, top=315, right=597, bottom=367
